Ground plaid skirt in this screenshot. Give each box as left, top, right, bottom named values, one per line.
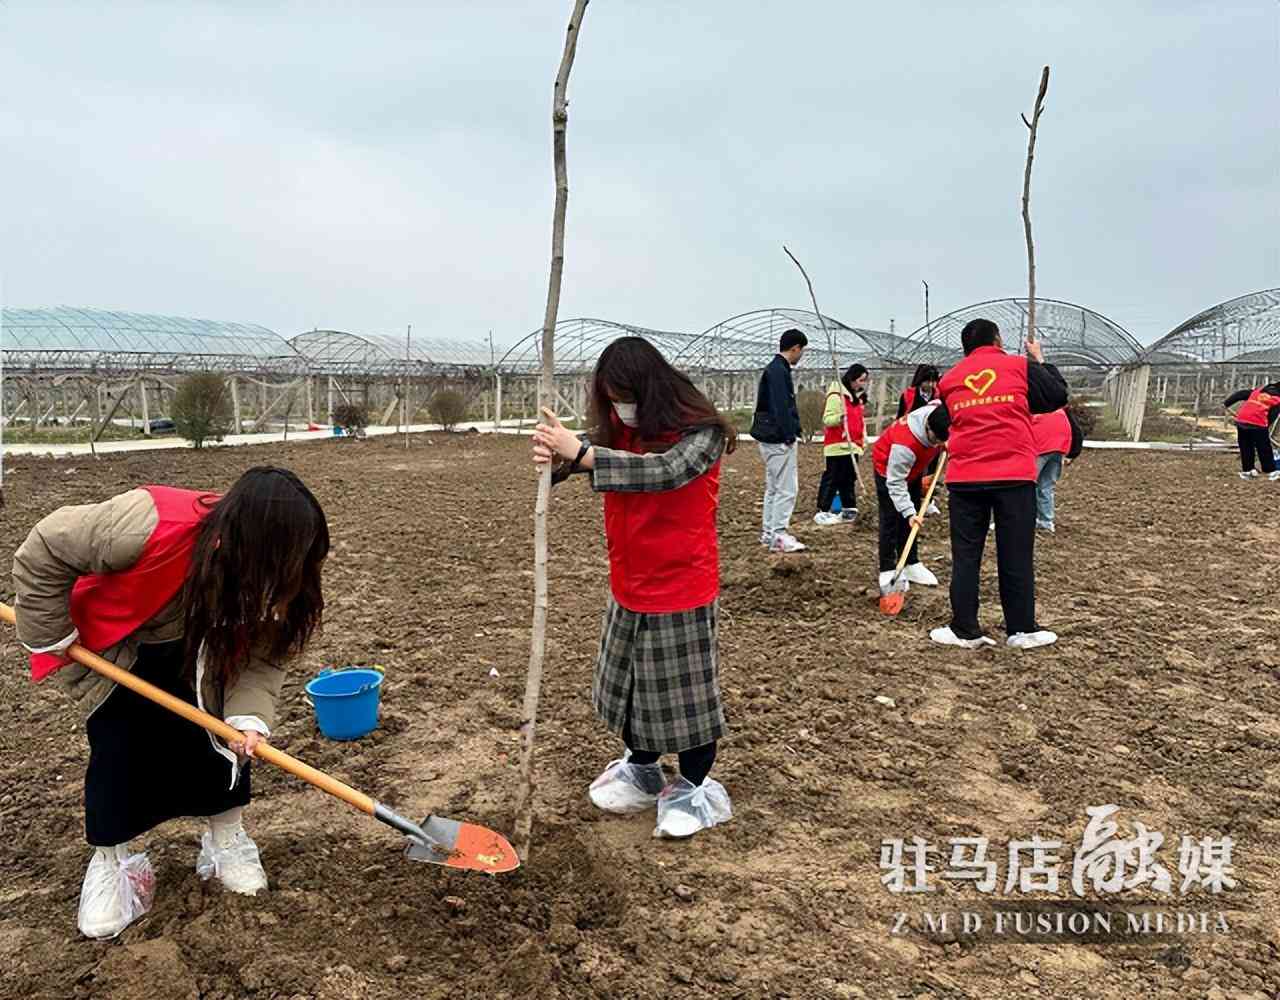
left=592, top=596, right=726, bottom=754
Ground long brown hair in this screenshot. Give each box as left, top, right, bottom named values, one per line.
left=182, top=466, right=329, bottom=686
left=586, top=336, right=738, bottom=453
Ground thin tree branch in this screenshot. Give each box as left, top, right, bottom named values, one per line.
left=1021, top=65, right=1050, bottom=348
left=514, top=0, right=590, bottom=865
left=783, top=245, right=862, bottom=498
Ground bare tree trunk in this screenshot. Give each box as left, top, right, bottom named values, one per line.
left=514, top=0, right=590, bottom=864
left=783, top=246, right=862, bottom=498
left=1021, top=66, right=1050, bottom=347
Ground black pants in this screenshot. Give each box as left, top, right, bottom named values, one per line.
left=85, top=640, right=250, bottom=845
left=1238, top=425, right=1277, bottom=473
left=875, top=474, right=923, bottom=572
left=947, top=484, right=1038, bottom=639
left=816, top=454, right=858, bottom=512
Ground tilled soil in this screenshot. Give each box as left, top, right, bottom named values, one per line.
left=0, top=433, right=1277, bottom=1000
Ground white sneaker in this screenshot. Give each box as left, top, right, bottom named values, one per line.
left=652, top=777, right=733, bottom=839
left=78, top=845, right=155, bottom=939
left=813, top=511, right=842, bottom=526
left=1036, top=520, right=1056, bottom=533
left=587, top=755, right=666, bottom=814
left=929, top=626, right=997, bottom=649
left=1269, top=471, right=1280, bottom=482
left=1239, top=471, right=1254, bottom=480
left=1007, top=630, right=1058, bottom=650
left=769, top=533, right=807, bottom=553
left=902, top=563, right=938, bottom=586
left=878, top=569, right=908, bottom=592
left=926, top=501, right=941, bottom=516
left=197, top=826, right=268, bottom=895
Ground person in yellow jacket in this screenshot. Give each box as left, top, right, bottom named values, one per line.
left=814, top=364, right=868, bottom=525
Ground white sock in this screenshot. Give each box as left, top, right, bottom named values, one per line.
left=208, top=807, right=245, bottom=849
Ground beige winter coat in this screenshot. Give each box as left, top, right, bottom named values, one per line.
left=12, top=488, right=290, bottom=744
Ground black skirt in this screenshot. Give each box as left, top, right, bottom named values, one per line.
left=84, top=639, right=251, bottom=846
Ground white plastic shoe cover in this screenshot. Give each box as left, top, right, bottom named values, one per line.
left=588, top=754, right=666, bottom=814
left=652, top=777, right=732, bottom=839
left=902, top=563, right=938, bottom=586
left=78, top=845, right=155, bottom=939
left=197, top=827, right=268, bottom=895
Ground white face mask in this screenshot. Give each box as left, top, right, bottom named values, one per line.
left=612, top=401, right=638, bottom=427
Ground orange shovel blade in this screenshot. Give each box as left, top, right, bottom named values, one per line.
left=878, top=591, right=906, bottom=617
left=406, top=815, right=521, bottom=874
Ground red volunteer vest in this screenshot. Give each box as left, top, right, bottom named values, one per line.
left=871, top=415, right=940, bottom=482
left=1031, top=408, right=1072, bottom=456
left=822, top=392, right=865, bottom=449
left=602, top=426, right=720, bottom=614
left=29, top=486, right=218, bottom=681
left=1236, top=388, right=1280, bottom=428
left=938, top=346, right=1037, bottom=483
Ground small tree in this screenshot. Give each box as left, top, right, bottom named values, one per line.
left=797, top=389, right=825, bottom=442
left=429, top=389, right=467, bottom=431
left=1068, top=396, right=1097, bottom=439
left=172, top=373, right=233, bottom=449
left=331, top=402, right=368, bottom=438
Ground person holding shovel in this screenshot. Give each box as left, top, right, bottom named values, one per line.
left=531, top=336, right=735, bottom=840
left=873, top=401, right=950, bottom=593
left=813, top=363, right=867, bottom=525
left=12, top=467, right=329, bottom=938
left=1223, top=382, right=1280, bottom=480
left=930, top=318, right=1068, bottom=651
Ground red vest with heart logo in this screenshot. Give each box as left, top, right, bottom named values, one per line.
left=871, top=414, right=941, bottom=481
left=602, top=426, right=721, bottom=613
left=938, top=345, right=1036, bottom=483
left=1235, top=388, right=1280, bottom=429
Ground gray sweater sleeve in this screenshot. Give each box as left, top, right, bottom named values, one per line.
left=884, top=444, right=920, bottom=518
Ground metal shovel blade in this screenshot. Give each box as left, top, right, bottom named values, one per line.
left=405, top=814, right=520, bottom=874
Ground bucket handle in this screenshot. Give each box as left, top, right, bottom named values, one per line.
left=302, top=665, right=385, bottom=708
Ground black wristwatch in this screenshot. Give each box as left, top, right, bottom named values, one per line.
left=568, top=440, right=591, bottom=474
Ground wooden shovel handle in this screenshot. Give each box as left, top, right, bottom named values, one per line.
left=892, top=451, right=948, bottom=577
left=0, top=602, right=376, bottom=817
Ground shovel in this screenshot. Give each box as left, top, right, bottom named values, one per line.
left=878, top=452, right=948, bottom=617
left=0, top=602, right=518, bottom=875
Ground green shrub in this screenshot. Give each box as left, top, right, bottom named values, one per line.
left=429, top=390, right=467, bottom=431
left=797, top=389, right=826, bottom=442
left=331, top=402, right=368, bottom=437
left=172, top=373, right=233, bottom=449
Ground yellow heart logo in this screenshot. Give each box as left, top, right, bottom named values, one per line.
left=963, top=369, right=997, bottom=396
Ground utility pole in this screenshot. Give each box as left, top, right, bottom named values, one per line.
left=404, top=324, right=411, bottom=450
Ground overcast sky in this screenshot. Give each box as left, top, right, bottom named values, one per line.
left=3, top=2, right=1276, bottom=351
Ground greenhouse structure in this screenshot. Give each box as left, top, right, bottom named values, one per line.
left=1, top=294, right=1277, bottom=445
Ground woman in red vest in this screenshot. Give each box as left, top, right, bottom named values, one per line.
left=897, top=365, right=943, bottom=514
left=1223, top=383, right=1280, bottom=480
left=814, top=363, right=868, bottom=525
left=12, top=467, right=328, bottom=938
left=1030, top=406, right=1084, bottom=532
left=931, top=319, right=1068, bottom=650
left=531, top=337, right=736, bottom=840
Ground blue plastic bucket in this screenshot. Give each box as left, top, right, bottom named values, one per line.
left=831, top=494, right=842, bottom=514
left=305, top=668, right=382, bottom=741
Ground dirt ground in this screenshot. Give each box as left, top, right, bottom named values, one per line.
left=0, top=433, right=1277, bottom=1000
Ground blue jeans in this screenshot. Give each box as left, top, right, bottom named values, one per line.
left=1035, top=453, right=1063, bottom=526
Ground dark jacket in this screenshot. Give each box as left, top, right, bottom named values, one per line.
left=751, top=355, right=801, bottom=444
left=1065, top=408, right=1084, bottom=461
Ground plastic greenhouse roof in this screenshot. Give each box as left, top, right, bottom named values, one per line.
left=2, top=306, right=303, bottom=372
